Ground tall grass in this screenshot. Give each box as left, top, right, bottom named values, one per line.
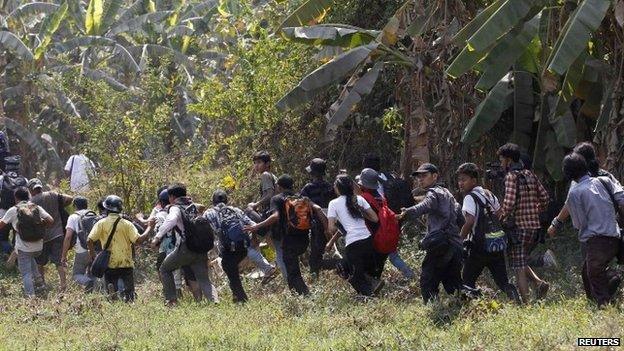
left=0, top=232, right=622, bottom=350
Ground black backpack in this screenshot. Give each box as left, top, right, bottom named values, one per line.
left=380, top=173, right=415, bottom=213
left=468, top=192, right=507, bottom=254
left=76, top=210, right=99, bottom=250
left=216, top=206, right=250, bottom=252
left=0, top=174, right=27, bottom=210
left=178, top=204, right=215, bottom=254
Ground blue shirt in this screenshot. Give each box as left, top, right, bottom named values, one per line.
left=566, top=175, right=624, bottom=242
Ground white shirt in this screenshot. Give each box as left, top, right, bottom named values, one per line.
left=462, top=186, right=501, bottom=233
left=1, top=202, right=52, bottom=252
left=64, top=154, right=95, bottom=193
left=66, top=210, right=89, bottom=253
left=328, top=195, right=372, bottom=246
left=156, top=205, right=184, bottom=243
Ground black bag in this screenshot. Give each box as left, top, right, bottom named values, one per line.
left=178, top=204, right=215, bottom=254
left=0, top=174, right=27, bottom=210
left=76, top=210, right=99, bottom=250
left=217, top=206, right=250, bottom=253
left=90, top=217, right=121, bottom=278
left=597, top=178, right=624, bottom=264
left=419, top=230, right=450, bottom=253
left=380, top=173, right=415, bottom=214
left=469, top=193, right=507, bottom=254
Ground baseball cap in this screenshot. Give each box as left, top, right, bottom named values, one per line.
left=27, top=178, right=43, bottom=191
left=305, top=158, right=326, bottom=175
left=411, top=163, right=439, bottom=176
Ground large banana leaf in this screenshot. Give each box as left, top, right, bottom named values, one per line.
left=446, top=43, right=492, bottom=79
left=594, top=83, right=614, bottom=133
left=277, top=0, right=333, bottom=32
left=107, top=11, right=171, bottom=36
left=34, top=2, right=69, bottom=61
left=549, top=52, right=585, bottom=148
left=0, top=30, right=34, bottom=61
left=81, top=67, right=128, bottom=91
left=466, top=0, right=536, bottom=52
left=406, top=1, right=439, bottom=37
left=461, top=73, right=513, bottom=144
left=475, top=14, right=539, bottom=91
left=37, top=74, right=81, bottom=119
left=281, top=25, right=378, bottom=48
left=119, top=0, right=149, bottom=22
left=53, top=35, right=116, bottom=52
left=85, top=0, right=104, bottom=35
left=324, top=62, right=383, bottom=141
left=276, top=43, right=378, bottom=111
left=2, top=117, right=62, bottom=170
left=181, top=0, right=217, bottom=20
left=511, top=70, right=534, bottom=150
left=546, top=0, right=611, bottom=75
left=544, top=128, right=565, bottom=181
left=6, top=2, right=59, bottom=25
left=452, top=1, right=504, bottom=44
left=101, top=0, right=124, bottom=32
left=67, top=0, right=86, bottom=33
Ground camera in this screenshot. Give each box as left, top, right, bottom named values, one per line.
left=485, top=161, right=506, bottom=180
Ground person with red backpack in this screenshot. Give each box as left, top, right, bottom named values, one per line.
left=357, top=168, right=401, bottom=280
left=246, top=175, right=326, bottom=296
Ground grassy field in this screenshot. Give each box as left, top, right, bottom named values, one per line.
left=1, top=234, right=623, bottom=350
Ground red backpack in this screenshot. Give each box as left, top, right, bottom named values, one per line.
left=361, top=191, right=400, bottom=254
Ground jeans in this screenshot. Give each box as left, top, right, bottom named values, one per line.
left=247, top=247, right=274, bottom=274
left=0, top=240, right=12, bottom=255
left=345, top=237, right=377, bottom=296
left=388, top=251, right=415, bottom=279
left=104, top=268, right=135, bottom=302
left=272, top=238, right=288, bottom=281
left=282, top=234, right=310, bottom=295
left=221, top=249, right=248, bottom=302
left=462, top=251, right=515, bottom=296
left=160, top=242, right=217, bottom=302
left=72, top=252, right=94, bottom=288
left=421, top=245, right=463, bottom=303
left=582, top=236, right=620, bottom=306
left=17, top=250, right=42, bottom=297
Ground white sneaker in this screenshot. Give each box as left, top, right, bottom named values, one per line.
left=543, top=249, right=559, bottom=269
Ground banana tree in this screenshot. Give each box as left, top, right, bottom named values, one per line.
left=276, top=1, right=422, bottom=142
left=446, top=0, right=621, bottom=181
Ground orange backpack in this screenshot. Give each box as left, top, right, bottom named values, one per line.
left=285, top=196, right=313, bottom=231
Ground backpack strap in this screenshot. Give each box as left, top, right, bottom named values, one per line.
left=597, top=178, right=624, bottom=223
left=103, top=217, right=122, bottom=251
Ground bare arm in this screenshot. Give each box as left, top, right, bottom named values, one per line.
left=61, top=228, right=74, bottom=264
left=363, top=207, right=378, bottom=223
left=327, top=217, right=338, bottom=241
left=135, top=225, right=153, bottom=245
left=87, top=239, right=96, bottom=261
left=245, top=212, right=279, bottom=232
left=460, top=214, right=475, bottom=240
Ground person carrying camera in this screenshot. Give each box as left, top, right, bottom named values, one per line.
left=497, top=143, right=550, bottom=304
left=457, top=163, right=520, bottom=303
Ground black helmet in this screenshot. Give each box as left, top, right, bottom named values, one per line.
left=103, top=195, right=123, bottom=213
left=212, top=189, right=228, bottom=205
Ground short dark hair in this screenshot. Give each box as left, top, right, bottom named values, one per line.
left=562, top=153, right=588, bottom=180
left=362, top=153, right=381, bottom=171
left=497, top=143, right=521, bottom=162
left=14, top=187, right=29, bottom=201
left=212, top=189, right=228, bottom=205
left=456, top=163, right=480, bottom=180
left=97, top=197, right=105, bottom=212
left=167, top=183, right=187, bottom=198
left=73, top=196, right=88, bottom=210
left=277, top=174, right=294, bottom=190
left=573, top=142, right=596, bottom=161
left=252, top=151, right=271, bottom=164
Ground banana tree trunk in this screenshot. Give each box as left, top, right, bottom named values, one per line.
left=399, top=69, right=430, bottom=177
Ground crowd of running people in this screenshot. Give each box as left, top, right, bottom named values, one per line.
left=1, top=141, right=623, bottom=307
